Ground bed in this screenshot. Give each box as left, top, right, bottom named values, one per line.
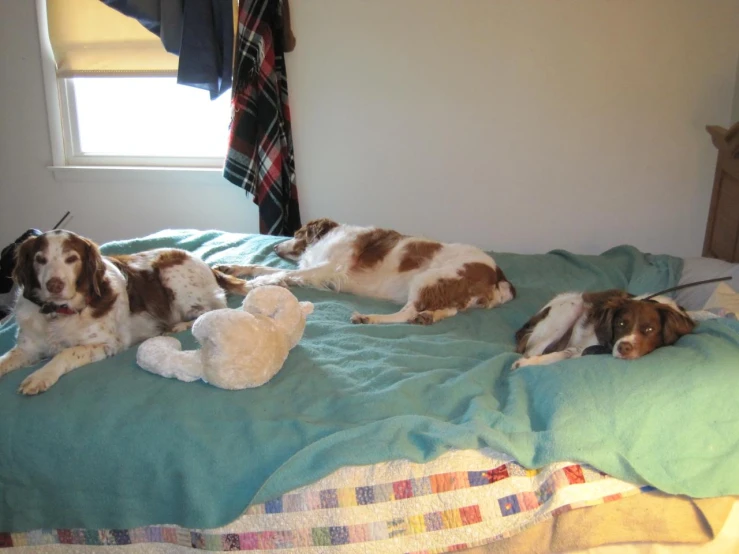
left=0, top=224, right=738, bottom=553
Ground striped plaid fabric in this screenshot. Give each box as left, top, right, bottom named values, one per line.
left=224, top=0, right=301, bottom=236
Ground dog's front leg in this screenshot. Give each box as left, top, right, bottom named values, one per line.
left=0, top=345, right=43, bottom=378
left=511, top=347, right=584, bottom=370
left=18, top=344, right=112, bottom=395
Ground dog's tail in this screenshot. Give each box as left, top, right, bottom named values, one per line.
left=212, top=268, right=251, bottom=296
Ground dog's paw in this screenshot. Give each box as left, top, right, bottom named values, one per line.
left=169, top=321, right=194, bottom=334
left=251, top=276, right=287, bottom=288
left=511, top=358, right=528, bottom=371
left=411, top=312, right=435, bottom=325
left=18, top=370, right=57, bottom=395
left=213, top=264, right=236, bottom=275
left=215, top=264, right=262, bottom=278
left=351, top=312, right=370, bottom=324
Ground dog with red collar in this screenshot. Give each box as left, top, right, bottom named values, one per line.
left=0, top=230, right=251, bottom=395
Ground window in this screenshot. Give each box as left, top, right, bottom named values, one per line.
left=61, top=77, right=231, bottom=167
left=39, top=0, right=233, bottom=172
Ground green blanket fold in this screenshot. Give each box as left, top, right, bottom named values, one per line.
left=0, top=229, right=737, bottom=533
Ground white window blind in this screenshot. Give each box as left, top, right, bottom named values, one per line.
left=46, top=0, right=178, bottom=77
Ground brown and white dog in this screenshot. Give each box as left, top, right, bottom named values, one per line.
left=512, top=289, right=695, bottom=369
left=216, top=218, right=516, bottom=325
left=0, top=230, right=250, bottom=395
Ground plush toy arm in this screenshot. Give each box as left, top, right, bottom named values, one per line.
left=136, top=336, right=204, bottom=383
left=300, top=301, right=314, bottom=316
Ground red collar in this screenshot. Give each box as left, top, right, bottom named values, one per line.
left=28, top=294, right=88, bottom=316
left=40, top=302, right=79, bottom=316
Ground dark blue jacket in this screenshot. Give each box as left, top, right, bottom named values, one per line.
left=101, top=0, right=233, bottom=99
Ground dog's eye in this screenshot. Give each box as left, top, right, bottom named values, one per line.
left=618, top=321, right=625, bottom=327
left=35, top=256, right=47, bottom=265
left=644, top=326, right=654, bottom=334
left=65, top=255, right=79, bottom=264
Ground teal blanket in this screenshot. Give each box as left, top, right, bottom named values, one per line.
left=1, top=230, right=738, bottom=533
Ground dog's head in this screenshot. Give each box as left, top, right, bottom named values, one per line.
left=13, top=230, right=106, bottom=306
left=596, top=295, right=695, bottom=360
left=274, top=218, right=339, bottom=261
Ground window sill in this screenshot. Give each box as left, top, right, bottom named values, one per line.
left=49, top=165, right=226, bottom=186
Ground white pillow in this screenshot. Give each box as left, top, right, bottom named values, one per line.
left=676, top=257, right=739, bottom=310
left=703, top=282, right=739, bottom=315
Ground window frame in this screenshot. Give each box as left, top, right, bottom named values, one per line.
left=58, top=78, right=228, bottom=169
left=36, top=0, right=228, bottom=179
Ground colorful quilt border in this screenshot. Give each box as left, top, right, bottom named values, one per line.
left=0, top=460, right=652, bottom=552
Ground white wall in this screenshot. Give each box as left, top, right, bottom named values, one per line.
left=1, top=0, right=738, bottom=256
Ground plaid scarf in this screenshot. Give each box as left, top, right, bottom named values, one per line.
left=224, top=0, right=301, bottom=236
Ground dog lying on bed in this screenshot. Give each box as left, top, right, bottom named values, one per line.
left=216, top=218, right=516, bottom=325
left=512, top=289, right=695, bottom=369
left=0, top=230, right=251, bottom=395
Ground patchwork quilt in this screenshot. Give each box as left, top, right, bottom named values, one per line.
left=1, top=449, right=650, bottom=552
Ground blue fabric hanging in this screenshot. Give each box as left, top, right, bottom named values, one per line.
left=101, top=0, right=233, bottom=99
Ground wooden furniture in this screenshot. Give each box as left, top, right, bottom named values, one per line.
left=704, top=122, right=739, bottom=262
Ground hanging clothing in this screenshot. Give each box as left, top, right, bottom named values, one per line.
left=177, top=0, right=233, bottom=99
left=101, top=0, right=233, bottom=99
left=223, top=0, right=301, bottom=236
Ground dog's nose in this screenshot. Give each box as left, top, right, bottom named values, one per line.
left=617, top=342, right=633, bottom=356
left=45, top=277, right=64, bottom=294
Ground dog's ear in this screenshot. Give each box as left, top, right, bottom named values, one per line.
left=594, top=296, right=628, bottom=347
left=304, top=218, right=338, bottom=243
left=78, top=238, right=106, bottom=298
left=12, top=236, right=41, bottom=298
left=658, top=304, right=695, bottom=345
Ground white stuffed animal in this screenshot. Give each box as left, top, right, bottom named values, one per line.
left=136, top=286, right=314, bottom=389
